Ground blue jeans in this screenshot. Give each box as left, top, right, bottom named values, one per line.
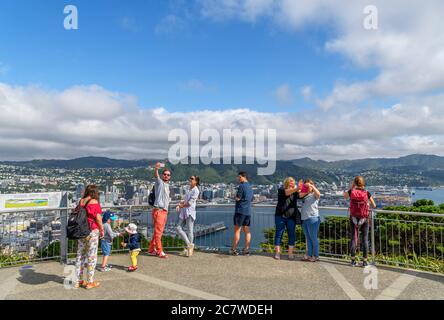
left=274, top=216, right=296, bottom=246
left=302, top=217, right=321, bottom=257
left=100, top=240, right=112, bottom=257
left=176, top=216, right=195, bottom=246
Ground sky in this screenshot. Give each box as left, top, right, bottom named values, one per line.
left=0, top=0, right=444, bottom=161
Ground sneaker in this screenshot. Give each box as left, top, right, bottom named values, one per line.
left=351, top=259, right=357, bottom=267
left=73, top=280, right=85, bottom=289
left=288, top=254, right=295, bottom=260
left=179, top=248, right=189, bottom=256
left=362, top=260, right=369, bottom=267
left=274, top=253, right=281, bottom=260
left=158, top=251, right=168, bottom=259
left=105, top=264, right=113, bottom=268
left=301, top=255, right=311, bottom=262
left=230, top=249, right=240, bottom=256
left=98, top=266, right=111, bottom=272
left=127, top=266, right=138, bottom=272
left=241, top=249, right=250, bottom=256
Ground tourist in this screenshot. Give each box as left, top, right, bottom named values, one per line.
left=231, top=172, right=254, bottom=256
left=148, top=162, right=171, bottom=259
left=274, top=177, right=301, bottom=260
left=121, top=223, right=142, bottom=272
left=299, top=179, right=321, bottom=262
left=176, top=176, right=200, bottom=257
left=99, top=211, right=120, bottom=272
left=343, top=176, right=377, bottom=267
left=74, top=184, right=104, bottom=289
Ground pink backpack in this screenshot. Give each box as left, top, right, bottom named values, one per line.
left=349, top=189, right=369, bottom=219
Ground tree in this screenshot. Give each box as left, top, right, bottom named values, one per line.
left=413, top=199, right=434, bottom=207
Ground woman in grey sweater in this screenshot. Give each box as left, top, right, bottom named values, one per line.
left=299, top=179, right=321, bottom=262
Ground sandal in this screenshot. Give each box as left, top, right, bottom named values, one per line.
left=147, top=250, right=157, bottom=256
left=85, top=281, right=100, bottom=289
left=73, top=280, right=85, bottom=288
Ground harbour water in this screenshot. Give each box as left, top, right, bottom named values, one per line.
left=138, top=206, right=348, bottom=250
left=413, top=187, right=444, bottom=205
left=124, top=189, right=444, bottom=251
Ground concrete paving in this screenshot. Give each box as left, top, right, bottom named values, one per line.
left=0, top=251, right=443, bottom=300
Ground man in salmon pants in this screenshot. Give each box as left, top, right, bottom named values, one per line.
left=148, top=162, right=171, bottom=258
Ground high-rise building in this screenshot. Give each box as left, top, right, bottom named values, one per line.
left=125, top=182, right=135, bottom=200
left=202, top=189, right=213, bottom=201
left=75, top=183, right=85, bottom=200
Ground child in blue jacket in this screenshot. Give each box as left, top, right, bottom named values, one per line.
left=121, top=223, right=141, bottom=272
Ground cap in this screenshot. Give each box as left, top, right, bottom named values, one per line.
left=102, top=211, right=118, bottom=223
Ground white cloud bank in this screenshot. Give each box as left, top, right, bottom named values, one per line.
left=1, top=82, right=444, bottom=161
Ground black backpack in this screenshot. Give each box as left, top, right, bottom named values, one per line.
left=148, top=185, right=155, bottom=206
left=67, top=199, right=91, bottom=240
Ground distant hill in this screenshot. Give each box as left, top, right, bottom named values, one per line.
left=0, top=157, right=150, bottom=169
left=160, top=161, right=336, bottom=184
left=2, top=154, right=444, bottom=185
left=0, top=156, right=336, bottom=184
left=292, top=154, right=444, bottom=171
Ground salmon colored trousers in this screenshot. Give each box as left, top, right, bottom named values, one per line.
left=148, top=208, right=168, bottom=254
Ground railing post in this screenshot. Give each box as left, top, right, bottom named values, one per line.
left=371, top=210, right=376, bottom=265
left=60, top=208, right=69, bottom=265
left=129, top=205, right=132, bottom=223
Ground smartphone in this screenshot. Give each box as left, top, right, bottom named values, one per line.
left=159, top=163, right=165, bottom=168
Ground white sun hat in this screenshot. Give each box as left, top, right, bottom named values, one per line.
left=125, top=223, right=138, bottom=235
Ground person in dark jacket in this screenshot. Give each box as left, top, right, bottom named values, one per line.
left=274, top=177, right=301, bottom=260
left=121, top=223, right=141, bottom=272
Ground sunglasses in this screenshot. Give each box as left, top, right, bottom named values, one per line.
left=189, top=177, right=195, bottom=180
left=163, top=173, right=171, bottom=176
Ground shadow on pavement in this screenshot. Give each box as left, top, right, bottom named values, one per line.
left=17, top=268, right=64, bottom=286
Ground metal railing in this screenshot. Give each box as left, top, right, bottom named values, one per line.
left=0, top=204, right=443, bottom=273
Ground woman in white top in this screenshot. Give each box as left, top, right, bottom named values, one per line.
left=299, top=179, right=321, bottom=262
left=176, top=176, right=200, bottom=257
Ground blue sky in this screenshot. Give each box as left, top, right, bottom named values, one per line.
left=0, top=0, right=443, bottom=161
left=0, top=0, right=375, bottom=112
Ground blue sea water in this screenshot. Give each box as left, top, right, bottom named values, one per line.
left=164, top=206, right=347, bottom=250
left=413, top=187, right=444, bottom=205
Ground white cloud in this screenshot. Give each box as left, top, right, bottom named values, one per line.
left=120, top=16, right=139, bottom=32
left=155, top=14, right=186, bottom=35
left=197, top=0, right=444, bottom=109
left=1, top=82, right=444, bottom=161
left=199, top=0, right=275, bottom=22
left=273, top=83, right=293, bottom=106
left=181, top=79, right=217, bottom=93
left=300, top=86, right=312, bottom=101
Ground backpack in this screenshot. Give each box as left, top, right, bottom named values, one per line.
left=67, top=199, right=91, bottom=240
left=349, top=189, right=369, bottom=219
left=148, top=185, right=155, bottom=206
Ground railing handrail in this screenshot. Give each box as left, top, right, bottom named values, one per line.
left=0, top=204, right=443, bottom=218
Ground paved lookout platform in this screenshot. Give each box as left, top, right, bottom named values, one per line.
left=0, top=252, right=443, bottom=300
